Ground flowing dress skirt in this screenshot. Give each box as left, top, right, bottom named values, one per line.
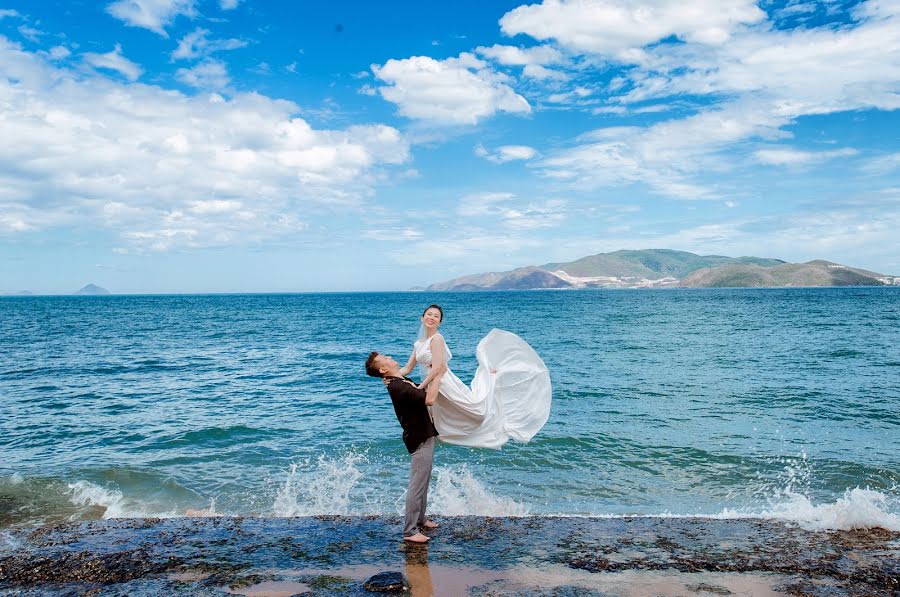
left=430, top=329, right=551, bottom=449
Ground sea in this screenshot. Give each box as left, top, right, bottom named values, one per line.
left=1, top=288, right=898, bottom=532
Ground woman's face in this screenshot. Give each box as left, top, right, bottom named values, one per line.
left=422, top=307, right=442, bottom=331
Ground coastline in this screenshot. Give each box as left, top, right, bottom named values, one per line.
left=2, top=516, right=897, bottom=596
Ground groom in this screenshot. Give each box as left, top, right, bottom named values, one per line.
left=365, top=351, right=440, bottom=543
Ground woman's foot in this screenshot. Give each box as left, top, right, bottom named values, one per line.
left=404, top=533, right=430, bottom=543
left=422, top=520, right=439, bottom=529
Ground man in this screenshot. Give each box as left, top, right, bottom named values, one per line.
left=365, top=351, right=442, bottom=543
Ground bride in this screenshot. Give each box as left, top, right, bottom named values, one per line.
left=396, top=304, right=552, bottom=449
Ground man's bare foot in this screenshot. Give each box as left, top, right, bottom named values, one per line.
left=422, top=520, right=439, bottom=529
left=404, top=533, right=430, bottom=543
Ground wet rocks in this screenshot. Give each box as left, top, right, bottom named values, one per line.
left=0, top=516, right=897, bottom=596
left=363, top=571, right=408, bottom=592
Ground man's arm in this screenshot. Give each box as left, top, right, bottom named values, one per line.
left=388, top=378, right=428, bottom=404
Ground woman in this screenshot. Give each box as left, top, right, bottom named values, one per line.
left=396, top=304, right=552, bottom=449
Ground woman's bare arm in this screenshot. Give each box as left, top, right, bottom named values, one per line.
left=424, top=370, right=443, bottom=406
left=418, top=335, right=448, bottom=390
left=398, top=349, right=417, bottom=377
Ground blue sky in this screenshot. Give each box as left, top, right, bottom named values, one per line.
left=1, top=0, right=898, bottom=293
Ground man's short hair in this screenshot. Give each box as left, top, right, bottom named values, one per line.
left=365, top=351, right=383, bottom=378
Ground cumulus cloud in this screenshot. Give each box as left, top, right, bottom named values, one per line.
left=612, top=6, right=900, bottom=114
left=500, top=0, right=765, bottom=55
left=106, top=0, right=196, bottom=37
left=175, top=59, right=229, bottom=89
left=372, top=52, right=531, bottom=125
left=508, top=0, right=900, bottom=199
left=171, top=28, right=247, bottom=60
left=754, top=147, right=858, bottom=166
left=83, top=44, right=143, bottom=81
left=0, top=37, right=409, bottom=250
left=475, top=144, right=538, bottom=163
left=0, top=9, right=20, bottom=19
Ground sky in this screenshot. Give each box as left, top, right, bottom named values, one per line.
left=1, top=0, right=899, bottom=293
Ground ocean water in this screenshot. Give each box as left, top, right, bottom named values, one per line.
left=1, top=289, right=898, bottom=531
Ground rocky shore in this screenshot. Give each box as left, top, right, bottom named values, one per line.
left=1, top=516, right=898, bottom=596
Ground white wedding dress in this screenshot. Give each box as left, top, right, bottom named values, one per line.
left=414, top=329, right=551, bottom=449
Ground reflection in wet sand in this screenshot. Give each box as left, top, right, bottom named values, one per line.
left=404, top=543, right=433, bottom=596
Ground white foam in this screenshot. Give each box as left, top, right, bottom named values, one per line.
left=542, top=488, right=900, bottom=532
left=750, top=487, right=900, bottom=531
left=67, top=480, right=178, bottom=519
left=272, top=452, right=365, bottom=516
left=429, top=466, right=528, bottom=517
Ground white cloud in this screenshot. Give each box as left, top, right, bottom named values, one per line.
left=458, top=192, right=516, bottom=216
left=476, top=44, right=568, bottom=80
left=175, top=59, right=229, bottom=89
left=498, top=199, right=567, bottom=229
left=475, top=43, right=563, bottom=66
left=539, top=101, right=789, bottom=199
left=608, top=4, right=900, bottom=116
left=776, top=1, right=818, bottom=19
left=17, top=25, right=42, bottom=43
left=457, top=191, right=565, bottom=229
left=754, top=147, right=858, bottom=166
left=372, top=52, right=531, bottom=125
left=547, top=86, right=592, bottom=103
left=389, top=233, right=545, bottom=267
left=863, top=152, right=900, bottom=174
left=500, top=0, right=765, bottom=55
left=0, top=37, right=409, bottom=250
left=522, top=64, right=568, bottom=80
left=106, top=0, right=196, bottom=37
left=171, top=28, right=247, bottom=60
left=220, top=0, right=241, bottom=9
left=0, top=9, right=20, bottom=19
left=47, top=46, right=71, bottom=60
left=363, top=228, right=423, bottom=241
left=83, top=44, right=143, bottom=81
left=475, top=144, right=538, bottom=163
left=511, top=1, right=900, bottom=199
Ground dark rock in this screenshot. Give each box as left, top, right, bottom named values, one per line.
left=363, top=571, right=408, bottom=592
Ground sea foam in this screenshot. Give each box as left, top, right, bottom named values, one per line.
left=725, top=487, right=900, bottom=531
left=67, top=480, right=178, bottom=519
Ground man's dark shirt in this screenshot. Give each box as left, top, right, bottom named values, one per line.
left=385, top=376, right=438, bottom=453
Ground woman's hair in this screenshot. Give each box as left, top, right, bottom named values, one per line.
left=422, top=304, right=443, bottom=321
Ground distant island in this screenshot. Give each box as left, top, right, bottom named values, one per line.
left=74, top=284, right=111, bottom=295
left=426, top=249, right=899, bottom=291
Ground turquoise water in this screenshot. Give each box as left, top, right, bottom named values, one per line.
left=1, top=289, right=898, bottom=529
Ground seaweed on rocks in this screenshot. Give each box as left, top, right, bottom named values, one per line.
left=0, top=516, right=897, bottom=596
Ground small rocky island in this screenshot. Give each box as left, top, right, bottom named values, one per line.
left=74, top=284, right=111, bottom=295
left=427, top=249, right=898, bottom=290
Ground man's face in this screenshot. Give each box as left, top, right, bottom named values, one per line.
left=375, top=354, right=397, bottom=375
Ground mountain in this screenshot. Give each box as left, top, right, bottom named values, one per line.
left=74, top=284, right=111, bottom=295
left=542, top=249, right=784, bottom=279
left=427, top=250, right=895, bottom=291
left=679, top=260, right=889, bottom=288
